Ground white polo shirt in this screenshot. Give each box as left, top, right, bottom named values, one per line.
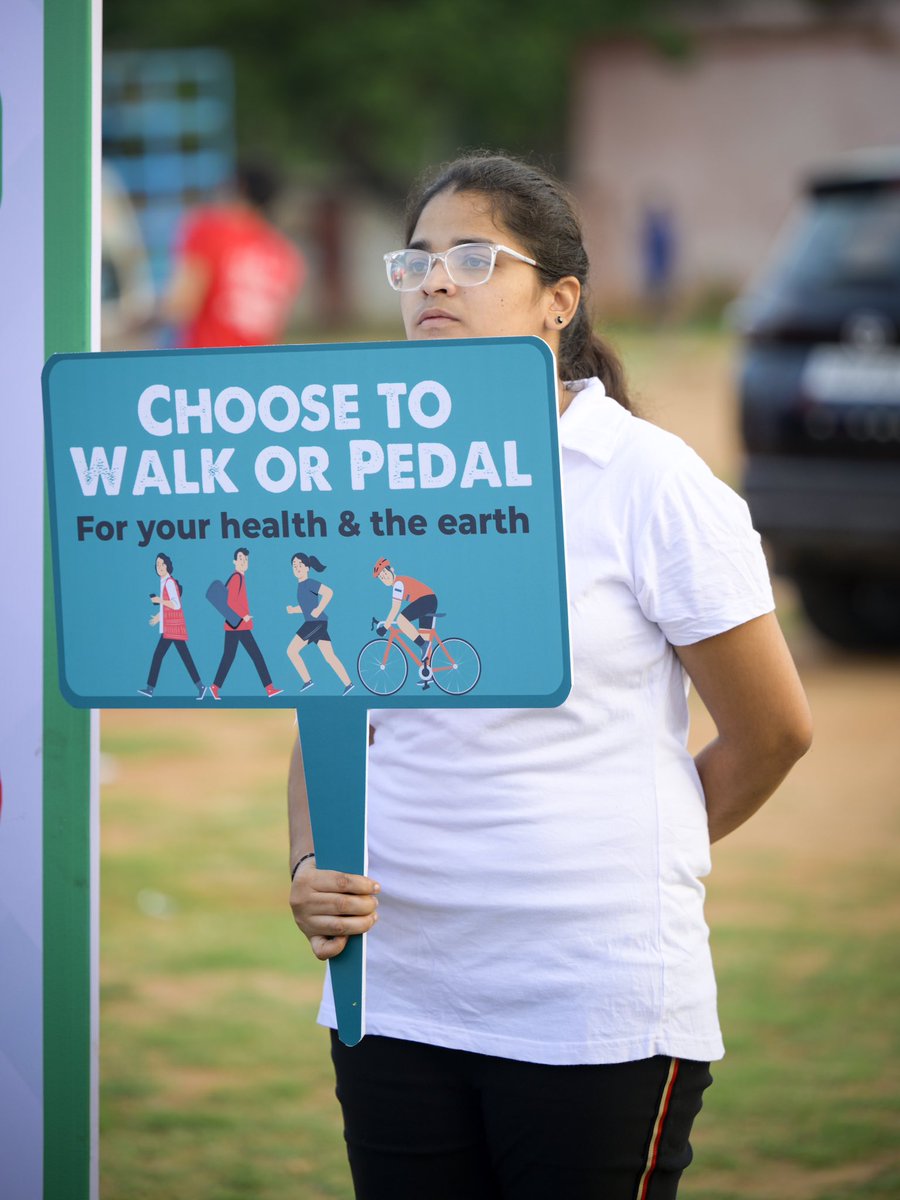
left=319, top=378, right=775, bottom=1065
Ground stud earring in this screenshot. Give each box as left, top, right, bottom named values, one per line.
left=556, top=315, right=564, bottom=326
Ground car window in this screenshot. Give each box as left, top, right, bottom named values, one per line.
left=764, top=189, right=900, bottom=291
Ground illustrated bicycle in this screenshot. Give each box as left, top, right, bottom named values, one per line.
left=356, top=614, right=481, bottom=696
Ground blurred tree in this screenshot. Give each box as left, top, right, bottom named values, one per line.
left=105, top=0, right=672, bottom=194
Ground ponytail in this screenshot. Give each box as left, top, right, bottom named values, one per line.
left=292, top=552, right=327, bottom=572
left=559, top=301, right=631, bottom=409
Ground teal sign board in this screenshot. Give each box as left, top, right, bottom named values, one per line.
left=43, top=336, right=570, bottom=1041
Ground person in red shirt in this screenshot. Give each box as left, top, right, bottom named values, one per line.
left=210, top=547, right=282, bottom=700
left=163, top=160, right=304, bottom=348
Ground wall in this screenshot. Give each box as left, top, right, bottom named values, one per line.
left=571, top=11, right=900, bottom=312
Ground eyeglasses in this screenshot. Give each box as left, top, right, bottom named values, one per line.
left=383, top=242, right=540, bottom=291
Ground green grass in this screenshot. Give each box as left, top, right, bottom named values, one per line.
left=100, top=711, right=352, bottom=1200
left=687, top=839, right=900, bottom=1198
left=99, top=708, right=900, bottom=1200
left=97, top=328, right=899, bottom=1198
left=102, top=727, right=201, bottom=757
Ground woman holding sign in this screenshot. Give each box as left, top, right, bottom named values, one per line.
left=288, top=155, right=812, bottom=1199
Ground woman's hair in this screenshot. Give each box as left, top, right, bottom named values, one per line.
left=292, top=552, right=327, bottom=572
left=155, top=552, right=182, bottom=596
left=403, top=153, right=631, bottom=409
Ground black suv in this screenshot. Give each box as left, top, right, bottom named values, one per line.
left=735, top=148, right=900, bottom=650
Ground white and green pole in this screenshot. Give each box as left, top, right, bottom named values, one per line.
left=0, top=0, right=98, bottom=1197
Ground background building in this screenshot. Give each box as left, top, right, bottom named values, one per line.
left=571, top=0, right=900, bottom=314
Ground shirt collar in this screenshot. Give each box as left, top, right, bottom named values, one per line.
left=558, top=377, right=629, bottom=468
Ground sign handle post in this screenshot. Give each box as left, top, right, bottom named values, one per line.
left=297, top=703, right=369, bottom=1046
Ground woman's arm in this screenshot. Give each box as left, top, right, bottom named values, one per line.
left=674, top=612, right=812, bottom=843
left=287, top=735, right=380, bottom=960
left=311, top=584, right=333, bottom=618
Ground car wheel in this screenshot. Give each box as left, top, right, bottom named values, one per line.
left=795, top=571, right=900, bottom=651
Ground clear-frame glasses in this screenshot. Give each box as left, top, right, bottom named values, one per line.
left=383, top=242, right=540, bottom=291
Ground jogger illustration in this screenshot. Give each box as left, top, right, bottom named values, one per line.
left=285, top=553, right=354, bottom=695
left=139, top=553, right=207, bottom=699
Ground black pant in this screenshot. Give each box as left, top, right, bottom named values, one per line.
left=147, top=638, right=201, bottom=688
left=331, top=1033, right=711, bottom=1200
left=213, top=629, right=271, bottom=688
left=401, top=593, right=437, bottom=629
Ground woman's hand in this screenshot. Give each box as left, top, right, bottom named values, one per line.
left=286, top=605, right=300, bottom=614
left=149, top=613, right=160, bottom=627
left=289, top=859, right=380, bottom=961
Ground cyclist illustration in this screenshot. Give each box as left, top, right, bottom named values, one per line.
left=285, top=552, right=354, bottom=696
left=360, top=558, right=480, bottom=695
left=373, top=557, right=438, bottom=660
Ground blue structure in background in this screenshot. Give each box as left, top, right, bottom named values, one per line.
left=103, top=49, right=236, bottom=291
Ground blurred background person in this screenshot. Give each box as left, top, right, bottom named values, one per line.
left=639, top=189, right=677, bottom=326
left=101, top=162, right=156, bottom=350
left=162, top=158, right=304, bottom=348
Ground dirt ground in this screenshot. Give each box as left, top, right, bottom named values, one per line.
left=99, top=330, right=899, bottom=1199
left=103, top=327, right=900, bottom=969
left=107, top=329, right=900, bottom=871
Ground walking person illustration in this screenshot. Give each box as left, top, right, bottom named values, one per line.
left=210, top=547, right=282, bottom=700
left=285, top=553, right=353, bottom=695
left=139, top=553, right=206, bottom=699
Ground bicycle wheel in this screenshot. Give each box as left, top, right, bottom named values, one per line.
left=357, top=639, right=408, bottom=695
left=431, top=638, right=481, bottom=696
